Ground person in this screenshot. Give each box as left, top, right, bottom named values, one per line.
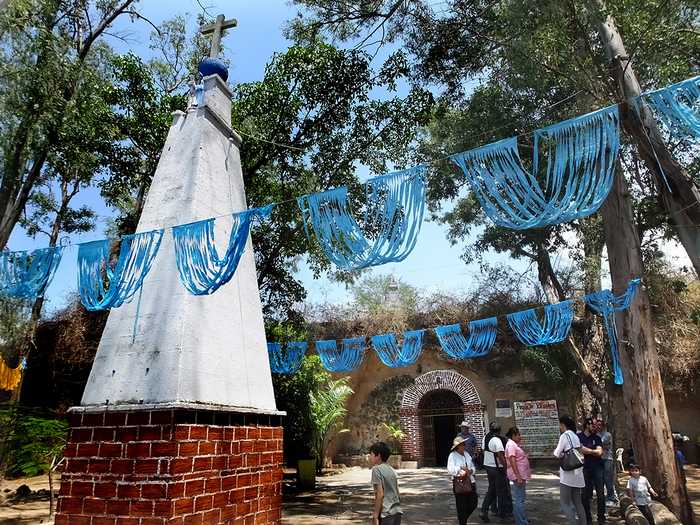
left=578, top=417, right=606, bottom=525
left=480, top=421, right=511, bottom=522
left=554, top=415, right=586, bottom=525
left=448, top=436, right=478, bottom=525
left=505, top=427, right=531, bottom=525
left=369, top=442, right=402, bottom=525
left=456, top=420, right=478, bottom=458
left=626, top=464, right=657, bottom=525
left=595, top=418, right=618, bottom=505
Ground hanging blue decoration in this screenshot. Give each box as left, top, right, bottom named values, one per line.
left=78, top=230, right=163, bottom=311
left=635, top=75, right=700, bottom=141
left=434, top=318, right=498, bottom=359
left=267, top=341, right=307, bottom=374
left=450, top=106, right=619, bottom=229
left=172, top=205, right=273, bottom=295
left=297, top=166, right=427, bottom=270
left=0, top=246, right=63, bottom=300
left=316, top=337, right=366, bottom=372
left=506, top=300, right=574, bottom=346
left=371, top=329, right=425, bottom=368
left=584, top=279, right=641, bottom=385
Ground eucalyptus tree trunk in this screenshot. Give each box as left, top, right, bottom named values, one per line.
left=599, top=163, right=694, bottom=524
left=591, top=0, right=700, bottom=278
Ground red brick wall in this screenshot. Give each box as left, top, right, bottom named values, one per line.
left=54, top=408, right=283, bottom=525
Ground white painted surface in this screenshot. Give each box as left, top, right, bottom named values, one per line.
left=81, top=75, right=277, bottom=412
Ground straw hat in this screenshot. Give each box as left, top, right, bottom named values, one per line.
left=451, top=436, right=467, bottom=451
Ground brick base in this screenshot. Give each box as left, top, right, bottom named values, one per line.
left=55, top=408, right=283, bottom=525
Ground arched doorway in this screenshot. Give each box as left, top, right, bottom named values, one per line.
left=418, top=389, right=464, bottom=466
left=399, top=370, right=485, bottom=467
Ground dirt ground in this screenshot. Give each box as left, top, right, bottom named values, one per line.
left=0, top=466, right=697, bottom=524
left=283, top=467, right=627, bottom=524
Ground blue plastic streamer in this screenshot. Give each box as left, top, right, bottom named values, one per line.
left=297, top=166, right=427, bottom=270
left=172, top=205, right=273, bottom=295
left=506, top=300, right=574, bottom=346
left=371, top=329, right=425, bottom=368
left=450, top=106, right=619, bottom=229
left=316, top=337, right=366, bottom=372
left=78, top=229, right=163, bottom=311
left=0, top=246, right=63, bottom=300
left=434, top=318, right=498, bottom=359
left=267, top=341, right=307, bottom=374
left=635, top=75, right=700, bottom=141
left=584, top=279, right=641, bottom=385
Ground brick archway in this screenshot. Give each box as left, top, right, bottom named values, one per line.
left=399, top=370, right=485, bottom=465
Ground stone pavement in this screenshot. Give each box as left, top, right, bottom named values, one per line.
left=282, top=467, right=625, bottom=524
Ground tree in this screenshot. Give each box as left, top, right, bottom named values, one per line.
left=350, top=274, right=418, bottom=314
left=290, top=1, right=698, bottom=519
left=309, top=376, right=353, bottom=473
left=0, top=0, right=142, bottom=249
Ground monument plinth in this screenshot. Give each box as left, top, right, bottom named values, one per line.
left=55, top=46, right=284, bottom=524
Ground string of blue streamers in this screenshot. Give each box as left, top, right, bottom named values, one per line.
left=316, top=337, right=366, bottom=372
left=78, top=230, right=163, bottom=311
left=434, top=318, right=498, bottom=359
left=172, top=205, right=273, bottom=295
left=267, top=342, right=307, bottom=374
left=371, top=329, right=425, bottom=368
left=0, top=247, right=63, bottom=300
left=506, top=300, right=574, bottom=346
left=297, top=166, right=427, bottom=270
left=584, top=278, right=641, bottom=385
left=450, top=106, right=620, bottom=229
left=636, top=75, right=700, bottom=141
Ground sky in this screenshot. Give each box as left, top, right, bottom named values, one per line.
left=7, top=0, right=691, bottom=314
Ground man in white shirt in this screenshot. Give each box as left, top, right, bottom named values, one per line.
left=480, top=421, right=512, bottom=522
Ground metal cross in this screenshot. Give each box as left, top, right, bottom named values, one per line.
left=199, top=14, right=237, bottom=58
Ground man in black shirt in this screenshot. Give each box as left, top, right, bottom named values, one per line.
left=578, top=418, right=606, bottom=524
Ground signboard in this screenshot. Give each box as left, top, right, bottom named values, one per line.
left=513, top=400, right=560, bottom=458
left=495, top=399, right=512, bottom=418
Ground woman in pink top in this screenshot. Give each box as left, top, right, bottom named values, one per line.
left=505, top=427, right=531, bottom=525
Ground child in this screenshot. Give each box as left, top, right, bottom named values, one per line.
left=626, top=464, right=658, bottom=525
left=369, top=442, right=402, bottom=525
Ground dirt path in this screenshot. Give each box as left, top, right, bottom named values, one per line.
left=282, top=467, right=624, bottom=524
left=0, top=475, right=55, bottom=524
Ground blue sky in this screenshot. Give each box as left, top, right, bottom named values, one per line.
left=12, top=0, right=643, bottom=313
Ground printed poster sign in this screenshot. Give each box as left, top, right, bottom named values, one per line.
left=513, top=400, right=560, bottom=458
left=495, top=399, right=512, bottom=418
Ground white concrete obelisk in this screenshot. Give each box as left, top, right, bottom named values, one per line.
left=81, top=41, right=276, bottom=413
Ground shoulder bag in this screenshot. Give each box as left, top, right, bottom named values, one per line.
left=453, top=475, right=473, bottom=495
left=560, top=432, right=584, bottom=471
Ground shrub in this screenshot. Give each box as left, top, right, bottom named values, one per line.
left=0, top=408, right=68, bottom=478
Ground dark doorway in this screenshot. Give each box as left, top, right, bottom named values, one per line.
left=434, top=415, right=456, bottom=466
left=418, top=389, right=464, bottom=467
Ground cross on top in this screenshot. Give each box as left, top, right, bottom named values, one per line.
left=200, top=14, right=237, bottom=58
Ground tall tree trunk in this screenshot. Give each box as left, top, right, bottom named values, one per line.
left=591, top=0, right=700, bottom=277
left=600, top=164, right=694, bottom=524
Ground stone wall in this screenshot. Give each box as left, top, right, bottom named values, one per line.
left=330, top=342, right=579, bottom=464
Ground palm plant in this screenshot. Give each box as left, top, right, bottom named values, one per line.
left=308, top=377, right=353, bottom=474
left=381, top=422, right=406, bottom=454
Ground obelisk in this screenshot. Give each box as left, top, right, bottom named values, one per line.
left=55, top=16, right=283, bottom=525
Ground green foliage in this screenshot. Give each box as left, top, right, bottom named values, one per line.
left=381, top=422, right=405, bottom=454
left=350, top=274, right=418, bottom=314
left=0, top=408, right=67, bottom=478
left=309, top=376, right=353, bottom=472
left=272, top=355, right=331, bottom=462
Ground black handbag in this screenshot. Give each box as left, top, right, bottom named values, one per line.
left=560, top=432, right=584, bottom=471
left=453, top=475, right=473, bottom=495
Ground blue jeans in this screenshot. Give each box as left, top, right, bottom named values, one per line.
left=510, top=480, right=528, bottom=525
left=603, top=459, right=617, bottom=501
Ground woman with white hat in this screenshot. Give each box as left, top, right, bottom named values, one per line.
left=448, top=436, right=478, bottom=525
